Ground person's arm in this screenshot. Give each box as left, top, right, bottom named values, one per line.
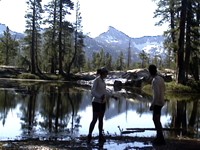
left=111, top=95, right=118, bottom=100
left=104, top=89, right=118, bottom=100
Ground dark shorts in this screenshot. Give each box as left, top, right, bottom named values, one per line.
left=92, top=102, right=106, bottom=112
left=153, top=105, right=162, bottom=115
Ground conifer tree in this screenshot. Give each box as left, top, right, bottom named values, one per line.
left=0, top=27, right=19, bottom=65
left=105, top=52, right=112, bottom=71
left=153, top=0, right=200, bottom=83
left=116, top=51, right=125, bottom=71
left=139, top=50, right=148, bottom=68
left=69, top=0, right=85, bottom=73
left=43, top=0, right=59, bottom=74
left=43, top=0, right=74, bottom=75
left=127, top=39, right=131, bottom=69
left=58, top=0, right=74, bottom=75
left=24, top=0, right=43, bottom=74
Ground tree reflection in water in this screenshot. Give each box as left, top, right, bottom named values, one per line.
left=0, top=81, right=199, bottom=140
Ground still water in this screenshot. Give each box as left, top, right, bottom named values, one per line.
left=0, top=79, right=199, bottom=141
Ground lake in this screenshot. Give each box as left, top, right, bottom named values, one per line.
left=0, top=79, right=199, bottom=142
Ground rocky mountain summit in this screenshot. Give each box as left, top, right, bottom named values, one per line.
left=0, top=23, right=24, bottom=39
left=83, top=26, right=166, bottom=62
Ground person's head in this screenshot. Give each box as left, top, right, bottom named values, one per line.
left=96, top=68, right=101, bottom=75
left=99, top=67, right=108, bottom=78
left=148, top=64, right=157, bottom=76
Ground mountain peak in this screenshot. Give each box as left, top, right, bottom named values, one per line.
left=107, top=26, right=118, bottom=31
left=84, top=26, right=165, bottom=62
left=107, top=26, right=129, bottom=38
left=0, top=23, right=24, bottom=39
left=95, top=26, right=130, bottom=44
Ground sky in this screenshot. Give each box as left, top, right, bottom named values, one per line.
left=0, top=0, right=168, bottom=38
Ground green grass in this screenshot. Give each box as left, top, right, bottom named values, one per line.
left=142, top=81, right=199, bottom=102
left=17, top=73, right=40, bottom=79
left=143, top=81, right=196, bottom=94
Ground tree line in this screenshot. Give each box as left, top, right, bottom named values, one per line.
left=0, top=0, right=199, bottom=84
left=0, top=0, right=134, bottom=77
left=152, top=0, right=200, bottom=84
left=1, top=0, right=83, bottom=79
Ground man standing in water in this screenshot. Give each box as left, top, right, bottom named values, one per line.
left=148, top=64, right=166, bottom=145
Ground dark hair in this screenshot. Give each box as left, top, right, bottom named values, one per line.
left=148, top=64, right=157, bottom=76
left=96, top=68, right=101, bottom=75
left=99, top=67, right=108, bottom=75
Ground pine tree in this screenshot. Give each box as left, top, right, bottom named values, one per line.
left=127, top=38, right=131, bottom=69
left=153, top=0, right=181, bottom=69
left=58, top=0, right=74, bottom=75
left=24, top=0, right=43, bottom=74
left=116, top=51, right=125, bottom=71
left=43, top=0, right=60, bottom=74
left=139, top=50, right=148, bottom=68
left=105, top=52, right=113, bottom=71
left=69, top=0, right=85, bottom=74
left=187, top=0, right=200, bottom=81
left=43, top=0, right=74, bottom=75
left=0, top=27, right=19, bottom=65
left=92, top=52, right=101, bottom=70
left=153, top=0, right=200, bottom=83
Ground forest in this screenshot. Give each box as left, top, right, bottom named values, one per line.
left=0, top=0, right=199, bottom=85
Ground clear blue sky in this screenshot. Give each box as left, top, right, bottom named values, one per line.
left=0, top=0, right=168, bottom=38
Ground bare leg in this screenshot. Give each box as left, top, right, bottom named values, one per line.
left=153, top=114, right=164, bottom=139
left=87, top=112, right=98, bottom=144
left=98, top=111, right=106, bottom=142
left=98, top=111, right=104, bottom=135
left=88, top=112, right=98, bottom=135
left=152, top=114, right=165, bottom=145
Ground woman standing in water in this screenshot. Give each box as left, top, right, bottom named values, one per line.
left=87, top=67, right=117, bottom=144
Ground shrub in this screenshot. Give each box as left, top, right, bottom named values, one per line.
left=17, top=73, right=39, bottom=79
left=165, top=81, right=193, bottom=93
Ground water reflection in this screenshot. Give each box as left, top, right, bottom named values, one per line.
left=0, top=80, right=199, bottom=140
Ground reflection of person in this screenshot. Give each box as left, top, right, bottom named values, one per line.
left=87, top=67, right=117, bottom=144
left=148, top=64, right=166, bottom=145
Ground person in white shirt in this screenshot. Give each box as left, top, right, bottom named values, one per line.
left=148, top=64, right=166, bottom=145
left=87, top=67, right=117, bottom=144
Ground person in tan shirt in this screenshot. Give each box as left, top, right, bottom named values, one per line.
left=148, top=64, right=166, bottom=145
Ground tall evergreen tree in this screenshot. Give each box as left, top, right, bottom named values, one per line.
left=177, top=0, right=187, bottom=84
left=43, top=0, right=59, bottom=74
left=139, top=50, right=148, bottom=68
left=24, top=0, right=43, bottom=74
left=188, top=0, right=200, bottom=81
left=153, top=0, right=181, bottom=69
left=116, top=51, right=125, bottom=71
left=153, top=0, right=200, bottom=83
left=105, top=52, right=112, bottom=71
left=58, top=0, right=74, bottom=75
left=0, top=27, right=19, bottom=65
left=127, top=39, right=131, bottom=69
left=69, top=0, right=85, bottom=74
left=43, top=0, right=74, bottom=75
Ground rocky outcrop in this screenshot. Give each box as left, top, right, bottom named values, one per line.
left=70, top=69, right=173, bottom=89
left=0, top=65, right=28, bottom=78
left=113, top=68, right=173, bottom=89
